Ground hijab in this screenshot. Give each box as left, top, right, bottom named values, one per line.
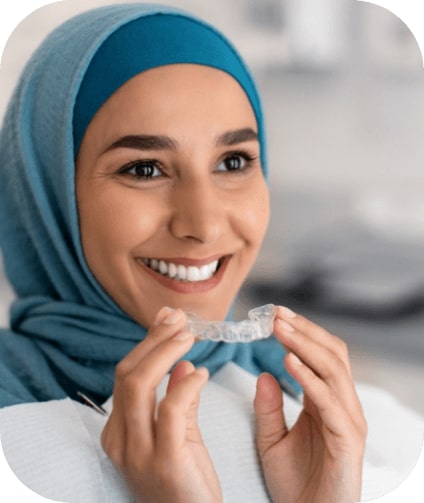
left=0, top=3, right=299, bottom=407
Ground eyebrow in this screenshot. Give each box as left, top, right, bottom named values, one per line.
left=216, top=128, right=258, bottom=146
left=104, top=128, right=258, bottom=153
left=105, top=134, right=177, bottom=152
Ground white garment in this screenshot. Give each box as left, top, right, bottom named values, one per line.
left=0, top=363, right=422, bottom=502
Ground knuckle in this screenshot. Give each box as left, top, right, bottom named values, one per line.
left=334, top=354, right=347, bottom=374
left=115, top=359, right=131, bottom=380
left=352, top=427, right=367, bottom=454
left=109, top=447, right=125, bottom=469
left=113, top=372, right=150, bottom=406
left=101, top=434, right=124, bottom=468
left=322, top=354, right=346, bottom=382
left=336, top=338, right=349, bottom=358
left=157, top=398, right=178, bottom=421
left=327, top=338, right=350, bottom=370
left=358, top=414, right=368, bottom=438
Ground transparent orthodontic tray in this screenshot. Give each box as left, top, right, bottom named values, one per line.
left=185, top=304, right=276, bottom=343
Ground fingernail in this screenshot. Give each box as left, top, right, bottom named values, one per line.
left=278, top=319, right=295, bottom=333
left=173, top=330, right=193, bottom=341
left=153, top=306, right=173, bottom=326
left=280, top=306, right=296, bottom=318
left=164, top=309, right=183, bottom=325
left=290, top=353, right=303, bottom=366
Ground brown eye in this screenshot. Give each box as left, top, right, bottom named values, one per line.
left=216, top=154, right=247, bottom=172
left=121, top=160, right=162, bottom=179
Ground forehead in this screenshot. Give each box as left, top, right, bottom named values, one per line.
left=83, top=64, right=257, bottom=146
left=82, top=64, right=257, bottom=156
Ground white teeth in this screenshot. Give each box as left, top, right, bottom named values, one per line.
left=168, top=262, right=177, bottom=278
left=159, top=260, right=168, bottom=275
left=143, top=258, right=221, bottom=282
left=187, top=266, right=200, bottom=282
left=199, top=264, right=210, bottom=281
left=177, top=264, right=187, bottom=281
left=210, top=260, right=219, bottom=274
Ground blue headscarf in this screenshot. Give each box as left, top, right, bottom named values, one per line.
left=0, top=3, right=299, bottom=407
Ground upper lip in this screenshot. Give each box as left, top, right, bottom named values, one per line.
left=138, top=254, right=228, bottom=267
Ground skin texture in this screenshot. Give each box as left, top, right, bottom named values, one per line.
left=76, top=64, right=366, bottom=502
left=76, top=64, right=269, bottom=327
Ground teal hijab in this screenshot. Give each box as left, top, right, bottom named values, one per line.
left=0, top=3, right=299, bottom=407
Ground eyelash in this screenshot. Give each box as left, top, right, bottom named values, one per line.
left=117, top=150, right=259, bottom=181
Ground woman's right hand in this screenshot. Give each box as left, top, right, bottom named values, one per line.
left=101, top=307, right=223, bottom=503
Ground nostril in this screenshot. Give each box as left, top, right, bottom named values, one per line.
left=168, top=211, right=224, bottom=244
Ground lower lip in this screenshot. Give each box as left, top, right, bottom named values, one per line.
left=136, top=257, right=230, bottom=294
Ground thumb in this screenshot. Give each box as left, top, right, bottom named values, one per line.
left=254, top=373, right=288, bottom=455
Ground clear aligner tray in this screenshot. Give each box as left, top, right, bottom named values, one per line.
left=185, top=304, right=276, bottom=343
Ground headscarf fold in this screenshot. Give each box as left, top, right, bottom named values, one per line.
left=0, top=3, right=299, bottom=407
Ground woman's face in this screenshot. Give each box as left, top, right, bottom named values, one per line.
left=76, top=64, right=269, bottom=327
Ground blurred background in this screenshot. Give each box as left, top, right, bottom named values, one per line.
left=1, top=0, right=423, bottom=414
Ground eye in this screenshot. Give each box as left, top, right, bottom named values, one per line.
left=216, top=152, right=257, bottom=173
left=119, top=160, right=162, bottom=179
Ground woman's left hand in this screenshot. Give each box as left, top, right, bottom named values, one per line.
left=254, top=307, right=367, bottom=503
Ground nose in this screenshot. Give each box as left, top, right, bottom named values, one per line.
left=168, top=177, right=227, bottom=244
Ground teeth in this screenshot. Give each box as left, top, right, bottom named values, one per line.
left=199, top=264, right=210, bottom=281
left=143, top=258, right=220, bottom=282
left=177, top=264, right=187, bottom=281
left=168, top=263, right=177, bottom=278
left=159, top=260, right=168, bottom=275
left=189, top=266, right=203, bottom=282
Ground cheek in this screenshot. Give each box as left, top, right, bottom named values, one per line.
left=237, top=182, right=270, bottom=248
left=78, top=185, right=167, bottom=259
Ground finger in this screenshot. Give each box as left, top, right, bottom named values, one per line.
left=254, top=373, right=288, bottom=456
left=274, top=306, right=355, bottom=385
left=100, top=413, right=128, bottom=469
left=115, top=330, right=195, bottom=448
left=115, top=307, right=188, bottom=376
left=285, top=352, right=363, bottom=446
left=124, top=329, right=195, bottom=392
left=156, top=367, right=209, bottom=455
left=275, top=306, right=352, bottom=374
left=275, top=318, right=362, bottom=418
left=167, top=360, right=195, bottom=393
left=275, top=317, right=350, bottom=385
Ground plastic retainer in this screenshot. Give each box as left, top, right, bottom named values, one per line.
left=185, top=304, right=276, bottom=343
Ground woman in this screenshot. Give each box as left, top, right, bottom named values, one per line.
left=0, top=3, right=397, bottom=502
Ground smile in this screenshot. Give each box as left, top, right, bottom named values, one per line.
left=140, top=257, right=221, bottom=282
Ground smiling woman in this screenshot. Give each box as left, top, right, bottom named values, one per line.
left=76, top=64, right=269, bottom=325
left=0, top=2, right=421, bottom=503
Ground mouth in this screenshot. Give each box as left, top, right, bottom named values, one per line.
left=140, top=257, right=222, bottom=281
left=137, top=255, right=229, bottom=293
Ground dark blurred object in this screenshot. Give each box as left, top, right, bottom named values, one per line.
left=243, top=228, right=424, bottom=321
